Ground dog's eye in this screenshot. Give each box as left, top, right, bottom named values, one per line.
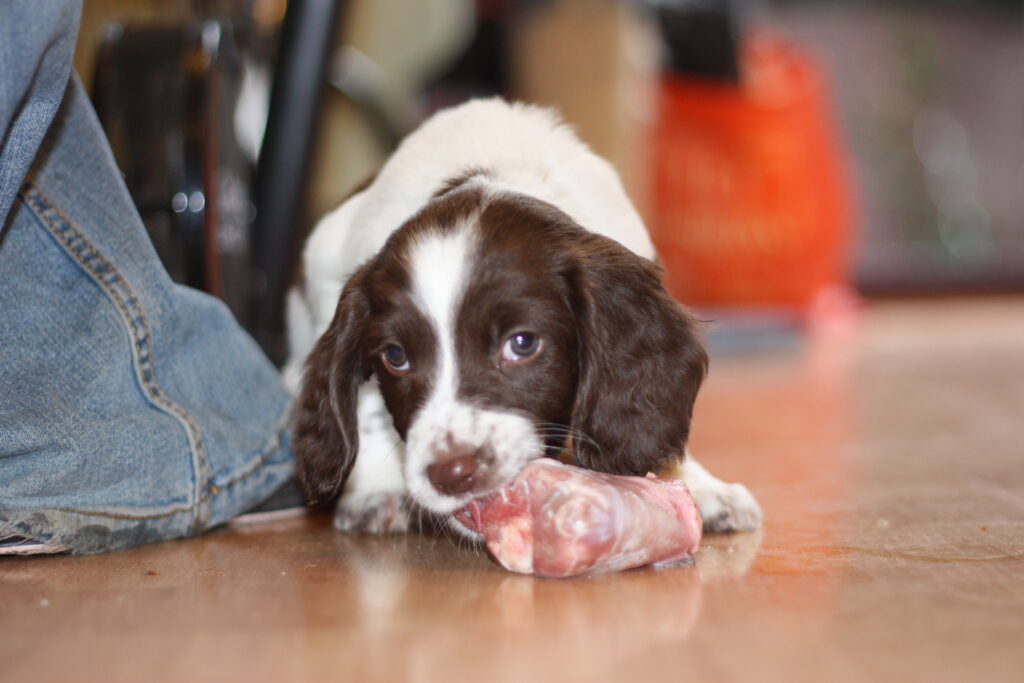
left=501, top=332, right=541, bottom=364
left=381, top=344, right=410, bottom=374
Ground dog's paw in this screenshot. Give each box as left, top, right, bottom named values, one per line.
left=334, top=491, right=413, bottom=534
left=693, top=482, right=763, bottom=534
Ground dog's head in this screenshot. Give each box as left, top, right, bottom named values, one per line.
left=293, top=184, right=707, bottom=521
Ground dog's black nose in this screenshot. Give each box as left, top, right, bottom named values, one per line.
left=427, top=453, right=479, bottom=495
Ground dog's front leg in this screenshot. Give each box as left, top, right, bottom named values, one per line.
left=333, top=382, right=413, bottom=534
left=666, top=452, right=763, bottom=534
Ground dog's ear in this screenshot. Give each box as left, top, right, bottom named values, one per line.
left=567, top=236, right=708, bottom=476
left=293, top=267, right=373, bottom=507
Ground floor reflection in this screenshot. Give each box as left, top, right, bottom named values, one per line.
left=299, top=514, right=765, bottom=680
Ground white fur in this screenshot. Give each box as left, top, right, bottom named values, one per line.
left=333, top=381, right=407, bottom=533
left=407, top=226, right=475, bottom=403
left=285, top=98, right=654, bottom=384
left=662, top=454, right=763, bottom=533
left=405, top=403, right=543, bottom=516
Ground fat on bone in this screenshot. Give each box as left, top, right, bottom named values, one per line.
left=462, top=459, right=703, bottom=578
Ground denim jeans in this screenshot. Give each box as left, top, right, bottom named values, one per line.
left=0, top=0, right=294, bottom=553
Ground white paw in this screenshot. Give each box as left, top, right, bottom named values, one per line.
left=693, top=482, right=763, bottom=534
left=334, top=491, right=413, bottom=534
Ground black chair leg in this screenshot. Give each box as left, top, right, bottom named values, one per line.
left=252, top=0, right=347, bottom=364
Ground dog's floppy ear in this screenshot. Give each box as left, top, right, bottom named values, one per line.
left=567, top=236, right=708, bottom=476
left=293, top=267, right=373, bottom=507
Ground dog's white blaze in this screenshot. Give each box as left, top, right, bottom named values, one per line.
left=408, top=226, right=473, bottom=403
left=402, top=225, right=544, bottom=516
left=403, top=227, right=475, bottom=512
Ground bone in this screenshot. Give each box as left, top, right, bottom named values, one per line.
left=456, top=459, right=703, bottom=578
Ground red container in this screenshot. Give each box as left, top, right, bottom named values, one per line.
left=649, top=33, right=853, bottom=312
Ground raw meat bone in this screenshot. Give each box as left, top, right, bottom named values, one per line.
left=455, top=458, right=703, bottom=578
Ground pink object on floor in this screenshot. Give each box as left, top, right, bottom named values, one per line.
left=455, top=459, right=702, bottom=578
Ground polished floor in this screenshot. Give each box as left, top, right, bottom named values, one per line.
left=3, top=298, right=1023, bottom=683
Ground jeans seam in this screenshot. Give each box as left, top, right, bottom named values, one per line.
left=20, top=182, right=215, bottom=529
left=214, top=405, right=292, bottom=492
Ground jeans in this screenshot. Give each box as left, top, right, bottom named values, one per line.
left=0, top=0, right=294, bottom=553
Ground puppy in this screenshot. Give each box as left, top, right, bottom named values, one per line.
left=285, top=98, right=761, bottom=537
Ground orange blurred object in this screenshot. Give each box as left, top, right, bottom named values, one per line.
left=649, top=32, right=854, bottom=312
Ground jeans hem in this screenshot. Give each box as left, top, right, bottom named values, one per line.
left=0, top=405, right=293, bottom=554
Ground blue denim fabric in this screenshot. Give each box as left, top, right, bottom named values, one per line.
left=0, top=0, right=294, bottom=553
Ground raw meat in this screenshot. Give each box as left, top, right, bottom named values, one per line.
left=454, top=459, right=702, bottom=578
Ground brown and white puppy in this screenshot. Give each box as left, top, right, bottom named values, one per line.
left=285, top=99, right=761, bottom=536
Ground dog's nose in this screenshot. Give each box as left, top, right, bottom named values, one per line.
left=427, top=453, right=480, bottom=495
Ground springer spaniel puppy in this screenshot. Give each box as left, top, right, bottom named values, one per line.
left=285, top=98, right=761, bottom=537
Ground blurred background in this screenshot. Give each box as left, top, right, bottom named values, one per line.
left=72, top=0, right=1024, bottom=363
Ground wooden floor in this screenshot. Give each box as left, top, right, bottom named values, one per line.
left=3, top=298, right=1023, bottom=683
